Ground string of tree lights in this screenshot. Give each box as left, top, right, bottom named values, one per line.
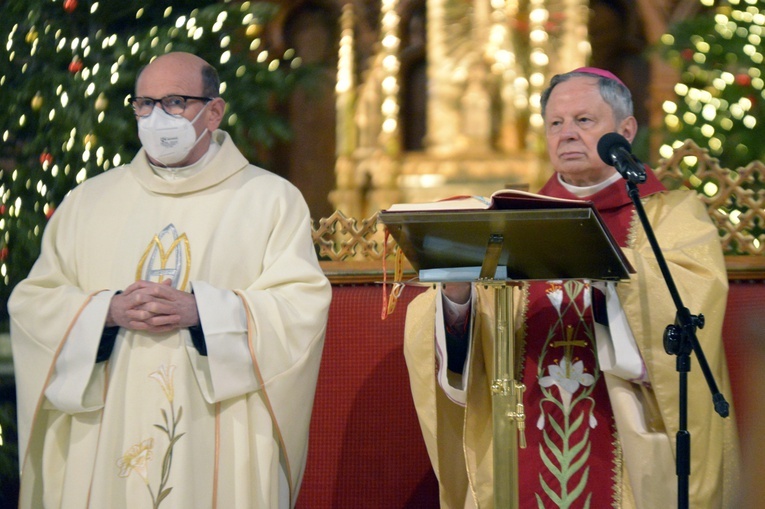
left=659, top=0, right=764, bottom=171
left=0, top=0, right=318, bottom=322
left=657, top=0, right=764, bottom=256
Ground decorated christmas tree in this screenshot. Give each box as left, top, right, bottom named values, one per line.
left=0, top=0, right=314, bottom=323
left=659, top=0, right=765, bottom=170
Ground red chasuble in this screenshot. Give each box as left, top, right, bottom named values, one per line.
left=515, top=171, right=665, bottom=508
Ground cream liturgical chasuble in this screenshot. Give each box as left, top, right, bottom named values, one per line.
left=9, top=131, right=332, bottom=508
left=404, top=170, right=740, bottom=508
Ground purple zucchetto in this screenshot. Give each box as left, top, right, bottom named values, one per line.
left=572, top=67, right=627, bottom=87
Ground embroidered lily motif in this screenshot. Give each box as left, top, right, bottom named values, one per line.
left=539, top=358, right=595, bottom=421
left=583, top=282, right=591, bottom=310
left=117, top=438, right=154, bottom=483
left=149, top=364, right=185, bottom=509
left=116, top=364, right=184, bottom=509
left=150, top=364, right=176, bottom=403
left=545, top=281, right=563, bottom=313
left=541, top=359, right=594, bottom=403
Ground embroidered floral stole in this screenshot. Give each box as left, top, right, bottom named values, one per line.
left=517, top=280, right=620, bottom=508
left=515, top=173, right=666, bottom=507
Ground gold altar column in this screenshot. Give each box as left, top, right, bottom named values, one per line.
left=367, top=0, right=403, bottom=213
left=425, top=0, right=460, bottom=154
left=336, top=3, right=356, bottom=159
left=330, top=4, right=361, bottom=218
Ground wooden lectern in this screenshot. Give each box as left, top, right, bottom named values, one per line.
left=380, top=205, right=632, bottom=508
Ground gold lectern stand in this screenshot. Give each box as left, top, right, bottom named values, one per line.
left=480, top=233, right=525, bottom=508
left=380, top=204, right=632, bottom=508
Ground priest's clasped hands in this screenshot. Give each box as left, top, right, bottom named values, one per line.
left=106, top=279, right=200, bottom=333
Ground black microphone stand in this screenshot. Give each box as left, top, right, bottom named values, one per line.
left=620, top=172, right=729, bottom=509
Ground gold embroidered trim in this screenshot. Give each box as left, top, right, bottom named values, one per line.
left=626, top=202, right=643, bottom=251
left=515, top=283, right=531, bottom=376
left=611, top=428, right=624, bottom=508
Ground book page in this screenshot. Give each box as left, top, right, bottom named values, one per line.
left=383, top=189, right=591, bottom=213
left=383, top=195, right=490, bottom=212
left=489, top=189, right=591, bottom=209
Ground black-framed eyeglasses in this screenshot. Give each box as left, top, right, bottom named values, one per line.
left=128, top=94, right=212, bottom=117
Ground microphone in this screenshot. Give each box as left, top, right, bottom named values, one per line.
left=597, top=132, right=647, bottom=184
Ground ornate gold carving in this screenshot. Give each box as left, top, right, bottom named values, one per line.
left=311, top=210, right=394, bottom=262
left=654, top=139, right=764, bottom=256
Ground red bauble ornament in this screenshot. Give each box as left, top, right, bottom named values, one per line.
left=63, top=0, right=78, bottom=13
left=39, top=152, right=53, bottom=166
left=68, top=59, right=83, bottom=73
left=512, top=19, right=529, bottom=33
left=735, top=74, right=751, bottom=87
left=0, top=247, right=8, bottom=261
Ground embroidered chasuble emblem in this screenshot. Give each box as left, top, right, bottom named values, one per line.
left=518, top=280, right=621, bottom=508
left=136, top=224, right=191, bottom=290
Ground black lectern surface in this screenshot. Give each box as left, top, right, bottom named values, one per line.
left=380, top=207, right=634, bottom=282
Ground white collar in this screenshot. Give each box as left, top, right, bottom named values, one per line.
left=150, top=140, right=221, bottom=181
left=557, top=171, right=622, bottom=198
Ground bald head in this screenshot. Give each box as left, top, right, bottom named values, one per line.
left=136, top=52, right=220, bottom=99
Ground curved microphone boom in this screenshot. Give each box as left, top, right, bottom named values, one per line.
left=597, top=132, right=647, bottom=184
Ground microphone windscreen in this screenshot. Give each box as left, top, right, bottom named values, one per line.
left=597, top=132, right=631, bottom=166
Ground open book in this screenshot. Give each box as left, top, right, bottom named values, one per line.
left=383, top=188, right=590, bottom=213
left=380, top=189, right=633, bottom=282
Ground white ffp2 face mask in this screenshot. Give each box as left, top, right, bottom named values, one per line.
left=137, top=105, right=208, bottom=166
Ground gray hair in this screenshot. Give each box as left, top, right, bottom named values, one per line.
left=540, top=71, right=633, bottom=123
left=201, top=64, right=220, bottom=98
